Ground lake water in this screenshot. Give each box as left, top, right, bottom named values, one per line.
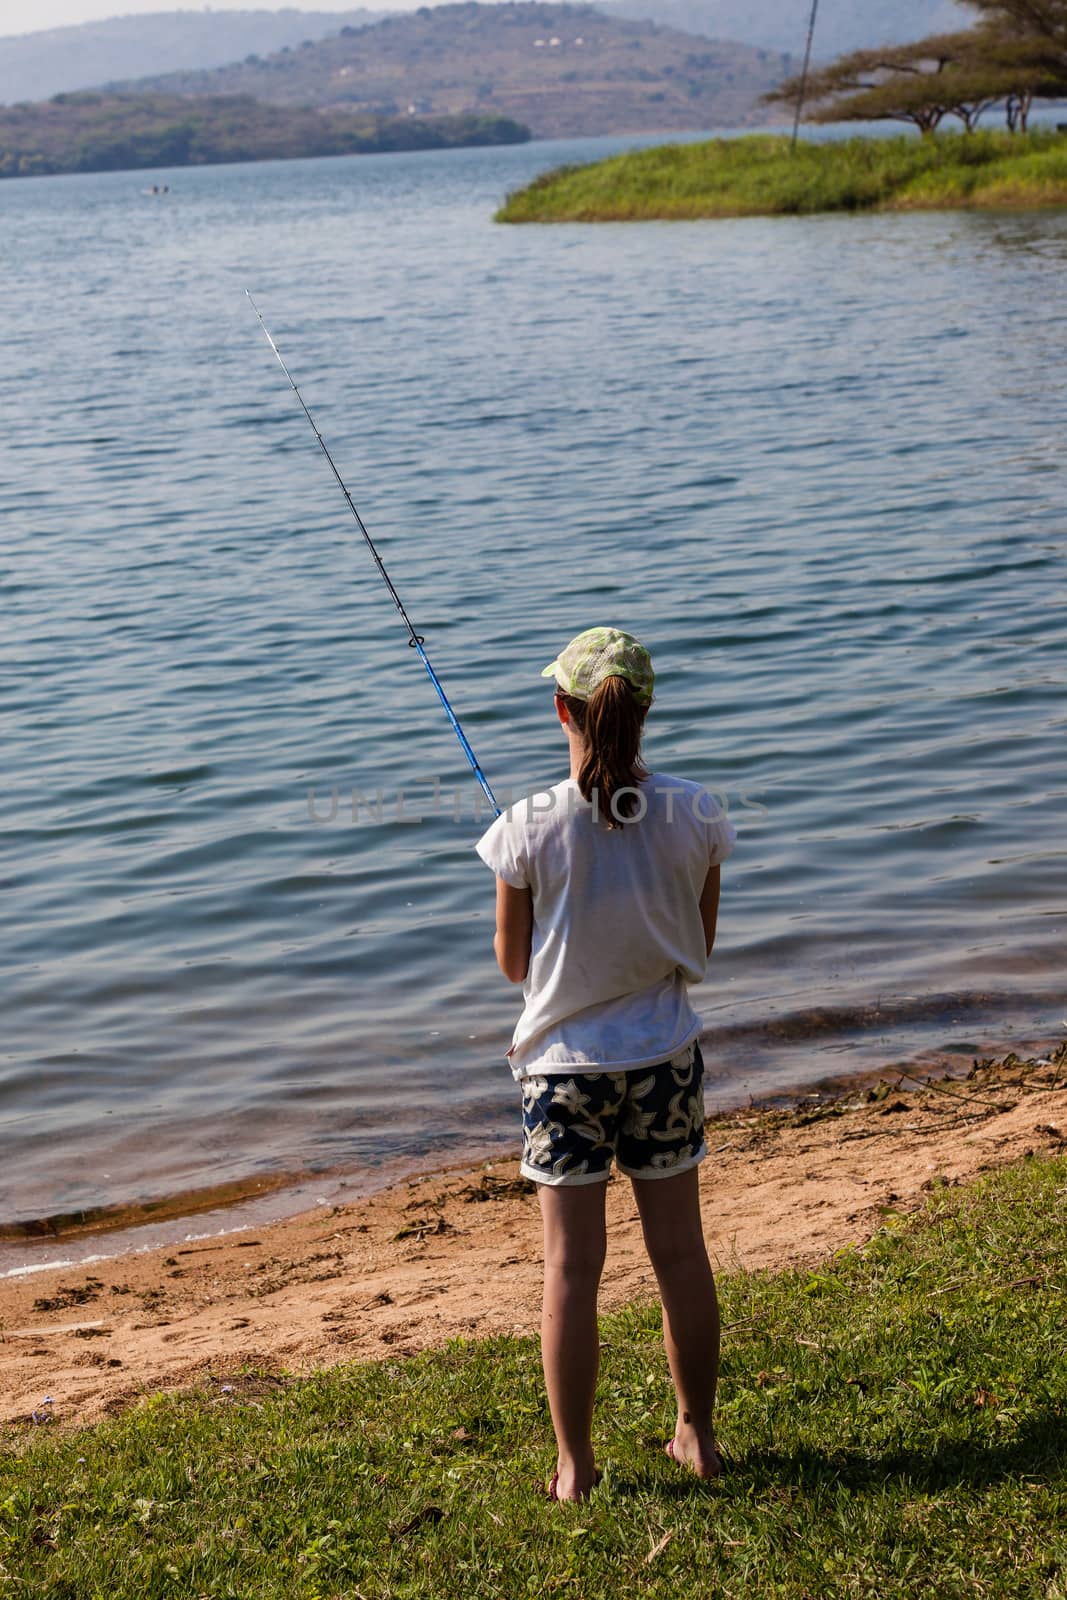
left=3, top=134, right=1065, bottom=1245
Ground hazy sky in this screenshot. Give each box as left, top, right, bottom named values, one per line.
left=3, top=0, right=438, bottom=36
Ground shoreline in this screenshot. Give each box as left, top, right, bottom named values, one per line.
left=2, top=1042, right=1062, bottom=1429
left=5, top=1023, right=1056, bottom=1268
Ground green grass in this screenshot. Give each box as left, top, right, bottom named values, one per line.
left=496, top=129, right=1067, bottom=222
left=3, top=1157, right=1066, bottom=1598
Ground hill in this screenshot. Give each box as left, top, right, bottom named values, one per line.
left=592, top=0, right=970, bottom=60
left=0, top=89, right=527, bottom=179
left=116, top=1, right=793, bottom=138
left=0, top=9, right=383, bottom=108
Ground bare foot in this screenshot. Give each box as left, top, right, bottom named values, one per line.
left=548, top=1464, right=602, bottom=1502
left=666, top=1433, right=722, bottom=1479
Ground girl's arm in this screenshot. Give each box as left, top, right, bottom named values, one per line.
left=494, top=877, right=533, bottom=983
left=700, top=865, right=721, bottom=958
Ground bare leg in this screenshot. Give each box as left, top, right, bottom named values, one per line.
left=631, top=1166, right=721, bottom=1477
left=537, top=1180, right=608, bottom=1500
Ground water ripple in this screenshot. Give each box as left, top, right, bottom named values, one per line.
left=2, top=141, right=1065, bottom=1224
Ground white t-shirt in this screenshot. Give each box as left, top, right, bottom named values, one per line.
left=476, top=771, right=736, bottom=1079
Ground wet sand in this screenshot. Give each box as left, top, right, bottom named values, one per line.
left=2, top=1045, right=1063, bottom=1430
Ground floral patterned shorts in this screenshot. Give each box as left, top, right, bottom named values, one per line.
left=519, top=1042, right=706, bottom=1187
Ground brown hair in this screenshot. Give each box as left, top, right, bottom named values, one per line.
left=561, top=674, right=649, bottom=827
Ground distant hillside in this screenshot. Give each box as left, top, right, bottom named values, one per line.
left=0, top=89, right=527, bottom=179
left=0, top=9, right=383, bottom=107
left=593, top=0, right=970, bottom=59
left=119, top=1, right=793, bottom=139
left=0, top=0, right=976, bottom=113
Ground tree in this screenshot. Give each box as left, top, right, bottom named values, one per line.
left=963, top=0, right=1067, bottom=68
left=768, top=34, right=998, bottom=134
left=961, top=0, right=1067, bottom=124
left=980, top=30, right=1067, bottom=125
left=766, top=18, right=1067, bottom=134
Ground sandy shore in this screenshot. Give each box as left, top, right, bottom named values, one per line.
left=2, top=1046, right=1063, bottom=1430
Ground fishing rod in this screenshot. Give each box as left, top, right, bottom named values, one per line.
left=791, top=0, right=820, bottom=153
left=246, top=292, right=500, bottom=818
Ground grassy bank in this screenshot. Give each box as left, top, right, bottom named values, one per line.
left=3, top=1156, right=1065, bottom=1598
left=496, top=128, right=1067, bottom=222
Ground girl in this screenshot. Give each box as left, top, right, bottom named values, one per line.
left=476, top=626, right=735, bottom=1502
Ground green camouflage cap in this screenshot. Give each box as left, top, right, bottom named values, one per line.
left=541, top=627, right=655, bottom=708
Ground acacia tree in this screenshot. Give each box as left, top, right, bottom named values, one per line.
left=964, top=0, right=1067, bottom=67
left=767, top=19, right=1067, bottom=133
left=962, top=0, right=1067, bottom=123
left=768, top=34, right=999, bottom=133
left=984, top=33, right=1067, bottom=124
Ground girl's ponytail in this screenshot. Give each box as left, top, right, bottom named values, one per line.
left=563, top=675, right=648, bottom=827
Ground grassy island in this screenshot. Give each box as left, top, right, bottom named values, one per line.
left=496, top=128, right=1067, bottom=222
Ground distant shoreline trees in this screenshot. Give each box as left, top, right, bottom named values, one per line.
left=0, top=91, right=529, bottom=180
left=768, top=0, right=1067, bottom=135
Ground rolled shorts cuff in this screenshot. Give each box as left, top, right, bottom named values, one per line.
left=518, top=1161, right=612, bottom=1188
left=616, top=1140, right=707, bottom=1183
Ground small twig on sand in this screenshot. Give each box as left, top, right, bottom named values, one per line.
left=893, top=1067, right=1014, bottom=1113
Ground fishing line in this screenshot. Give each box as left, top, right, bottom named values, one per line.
left=247, top=292, right=500, bottom=818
